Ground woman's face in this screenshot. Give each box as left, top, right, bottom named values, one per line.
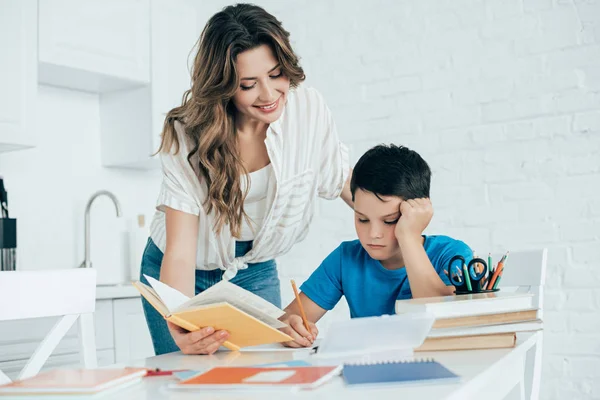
left=231, top=44, right=290, bottom=126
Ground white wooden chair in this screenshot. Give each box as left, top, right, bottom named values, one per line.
left=0, top=269, right=97, bottom=384
left=492, top=249, right=548, bottom=400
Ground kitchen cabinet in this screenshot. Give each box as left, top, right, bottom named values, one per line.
left=38, top=0, right=150, bottom=93
left=100, top=0, right=198, bottom=168
left=0, top=0, right=37, bottom=153
left=35, top=0, right=198, bottom=168
left=113, top=298, right=154, bottom=363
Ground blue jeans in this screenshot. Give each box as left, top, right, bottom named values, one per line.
left=140, top=238, right=281, bottom=355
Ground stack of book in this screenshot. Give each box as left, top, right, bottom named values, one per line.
left=395, top=292, right=541, bottom=351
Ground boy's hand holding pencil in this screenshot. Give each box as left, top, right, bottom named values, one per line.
left=279, top=314, right=318, bottom=348
left=279, top=280, right=319, bottom=348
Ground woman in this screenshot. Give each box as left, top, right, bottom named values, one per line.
left=141, top=3, right=352, bottom=356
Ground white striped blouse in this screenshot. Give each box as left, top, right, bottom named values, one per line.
left=149, top=86, right=350, bottom=280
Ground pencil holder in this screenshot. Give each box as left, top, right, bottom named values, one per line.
left=0, top=218, right=17, bottom=271
left=455, top=288, right=499, bottom=295
left=448, top=254, right=506, bottom=295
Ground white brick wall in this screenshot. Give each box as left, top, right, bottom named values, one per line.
left=198, top=1, right=599, bottom=398
left=0, top=2, right=594, bottom=395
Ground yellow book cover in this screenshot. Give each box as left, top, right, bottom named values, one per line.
left=132, top=276, right=292, bottom=351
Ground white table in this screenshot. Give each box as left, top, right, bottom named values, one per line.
left=102, top=332, right=539, bottom=400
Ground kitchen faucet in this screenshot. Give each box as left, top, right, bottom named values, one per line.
left=79, top=190, right=122, bottom=269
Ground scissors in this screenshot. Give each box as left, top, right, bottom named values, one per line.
left=447, top=255, right=490, bottom=293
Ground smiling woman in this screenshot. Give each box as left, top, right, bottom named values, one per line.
left=139, top=3, right=353, bottom=356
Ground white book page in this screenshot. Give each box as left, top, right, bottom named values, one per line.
left=176, top=280, right=287, bottom=328
left=144, top=275, right=190, bottom=313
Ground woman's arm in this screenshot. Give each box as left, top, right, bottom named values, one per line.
left=161, top=207, right=199, bottom=297
left=161, top=207, right=231, bottom=354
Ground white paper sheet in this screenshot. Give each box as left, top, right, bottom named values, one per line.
left=314, top=313, right=434, bottom=360
left=242, top=370, right=296, bottom=383
left=240, top=339, right=321, bottom=352
left=144, top=274, right=190, bottom=313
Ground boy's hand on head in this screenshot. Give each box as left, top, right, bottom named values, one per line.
left=279, top=314, right=319, bottom=348
left=395, top=198, right=433, bottom=242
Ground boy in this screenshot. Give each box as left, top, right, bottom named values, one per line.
left=280, top=144, right=472, bottom=347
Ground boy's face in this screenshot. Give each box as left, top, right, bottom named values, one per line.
left=353, top=189, right=403, bottom=262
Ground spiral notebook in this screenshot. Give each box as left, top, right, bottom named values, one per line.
left=342, top=359, right=459, bottom=386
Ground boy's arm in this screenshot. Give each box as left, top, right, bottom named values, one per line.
left=279, top=293, right=327, bottom=348
left=278, top=244, right=345, bottom=347
left=283, top=292, right=328, bottom=323
left=396, top=198, right=455, bottom=298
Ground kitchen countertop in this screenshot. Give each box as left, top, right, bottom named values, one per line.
left=0, top=271, right=142, bottom=300
left=96, top=283, right=140, bottom=300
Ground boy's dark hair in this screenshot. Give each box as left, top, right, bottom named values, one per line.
left=350, top=144, right=431, bottom=201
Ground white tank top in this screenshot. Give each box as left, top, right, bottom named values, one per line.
left=239, top=164, right=275, bottom=241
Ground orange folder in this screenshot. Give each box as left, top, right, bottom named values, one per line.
left=173, top=366, right=342, bottom=390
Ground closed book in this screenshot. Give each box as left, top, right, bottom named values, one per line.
left=429, top=320, right=542, bottom=338
left=133, top=275, right=292, bottom=350
left=171, top=366, right=342, bottom=390
left=343, top=359, right=459, bottom=386
left=0, top=368, right=147, bottom=396
left=395, top=292, right=534, bottom=319
left=432, top=309, right=539, bottom=329
left=415, top=333, right=516, bottom=352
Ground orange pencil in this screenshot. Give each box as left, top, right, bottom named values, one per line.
left=290, top=280, right=311, bottom=335
left=487, top=261, right=504, bottom=290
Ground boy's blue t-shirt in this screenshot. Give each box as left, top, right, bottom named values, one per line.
left=300, top=235, right=472, bottom=318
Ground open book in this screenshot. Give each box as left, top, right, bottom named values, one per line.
left=132, top=275, right=292, bottom=351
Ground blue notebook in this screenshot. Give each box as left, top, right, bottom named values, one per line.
left=343, top=359, right=459, bottom=386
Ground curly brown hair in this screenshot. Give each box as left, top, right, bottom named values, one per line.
left=157, top=3, right=305, bottom=237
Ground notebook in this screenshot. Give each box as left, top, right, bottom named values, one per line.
left=133, top=276, right=292, bottom=350
left=343, top=359, right=459, bottom=386
left=395, top=292, right=534, bottom=319
left=0, top=368, right=147, bottom=396
left=170, top=366, right=342, bottom=390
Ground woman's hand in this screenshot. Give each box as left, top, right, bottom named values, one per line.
left=167, top=321, right=230, bottom=355
left=279, top=314, right=319, bottom=348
